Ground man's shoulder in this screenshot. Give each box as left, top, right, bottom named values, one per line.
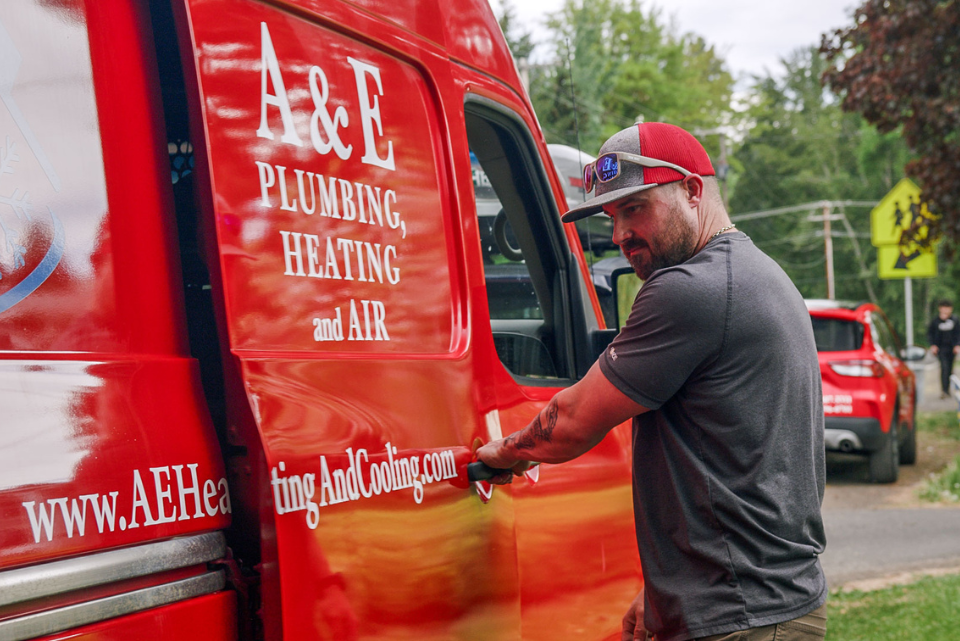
left=636, top=267, right=727, bottom=332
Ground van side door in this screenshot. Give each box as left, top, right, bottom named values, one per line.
left=453, top=77, right=643, bottom=638
left=177, top=1, right=524, bottom=637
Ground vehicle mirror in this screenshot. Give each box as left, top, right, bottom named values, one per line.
left=611, top=266, right=642, bottom=329
left=584, top=266, right=640, bottom=364
left=901, top=345, right=926, bottom=362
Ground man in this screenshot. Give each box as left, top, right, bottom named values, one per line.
left=478, top=123, right=827, bottom=641
left=927, top=299, right=960, bottom=399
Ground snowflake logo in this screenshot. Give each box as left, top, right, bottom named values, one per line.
left=0, top=135, right=31, bottom=279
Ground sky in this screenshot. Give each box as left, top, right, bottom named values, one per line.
left=489, top=0, right=859, bottom=83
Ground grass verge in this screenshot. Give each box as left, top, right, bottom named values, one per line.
left=827, top=573, right=960, bottom=640
left=915, top=410, right=960, bottom=440
left=919, top=457, right=960, bottom=502
left=918, top=411, right=960, bottom=503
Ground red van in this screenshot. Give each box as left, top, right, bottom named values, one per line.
left=0, top=1, right=640, bottom=638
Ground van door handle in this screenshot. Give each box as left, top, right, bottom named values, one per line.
left=467, top=461, right=511, bottom=482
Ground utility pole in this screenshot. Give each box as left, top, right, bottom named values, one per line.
left=822, top=201, right=835, bottom=300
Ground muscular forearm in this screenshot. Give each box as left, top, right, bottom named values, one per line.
left=497, top=391, right=606, bottom=466
left=478, top=362, right=649, bottom=473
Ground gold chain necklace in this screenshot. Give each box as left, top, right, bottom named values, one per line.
left=711, top=223, right=736, bottom=240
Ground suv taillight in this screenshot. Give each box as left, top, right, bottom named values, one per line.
left=828, top=359, right=885, bottom=378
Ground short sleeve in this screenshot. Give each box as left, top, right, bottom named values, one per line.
left=599, top=265, right=727, bottom=410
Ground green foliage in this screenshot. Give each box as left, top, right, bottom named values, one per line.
left=919, top=455, right=960, bottom=503
left=730, top=48, right=894, bottom=301
left=827, top=574, right=960, bottom=640
left=822, top=0, right=960, bottom=244
left=916, top=411, right=960, bottom=440
left=525, top=0, right=734, bottom=154
left=728, top=47, right=960, bottom=340
left=917, top=411, right=960, bottom=503
left=731, top=47, right=910, bottom=212
left=497, top=0, right=535, bottom=61
left=495, top=2, right=958, bottom=343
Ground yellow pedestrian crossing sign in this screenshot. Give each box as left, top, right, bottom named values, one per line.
left=870, top=178, right=938, bottom=280
left=876, top=245, right=938, bottom=279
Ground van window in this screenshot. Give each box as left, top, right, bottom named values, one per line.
left=465, top=99, right=572, bottom=380
left=0, top=4, right=111, bottom=351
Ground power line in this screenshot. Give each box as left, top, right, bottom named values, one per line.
left=731, top=200, right=878, bottom=222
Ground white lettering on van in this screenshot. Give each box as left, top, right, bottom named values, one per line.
left=309, top=65, right=352, bottom=159
left=347, top=57, right=396, bottom=171
left=20, top=464, right=230, bottom=544
left=272, top=444, right=458, bottom=529
left=280, top=230, right=399, bottom=285
left=255, top=162, right=404, bottom=237
left=251, top=24, right=414, bottom=345
left=172, top=464, right=206, bottom=520
left=256, top=22, right=303, bottom=147
left=313, top=308, right=344, bottom=341
left=255, top=23, right=399, bottom=170
left=311, top=299, right=388, bottom=342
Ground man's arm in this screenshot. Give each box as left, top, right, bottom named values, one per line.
left=928, top=319, right=939, bottom=349
left=477, top=361, right=650, bottom=477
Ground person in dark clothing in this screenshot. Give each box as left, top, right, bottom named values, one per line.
left=478, top=123, right=826, bottom=641
left=927, top=300, right=960, bottom=398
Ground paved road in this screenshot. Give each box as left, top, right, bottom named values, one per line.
left=820, top=506, right=960, bottom=587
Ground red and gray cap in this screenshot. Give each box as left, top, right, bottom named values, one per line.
left=561, top=122, right=715, bottom=223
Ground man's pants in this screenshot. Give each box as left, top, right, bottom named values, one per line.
left=939, top=350, right=956, bottom=394
left=695, top=603, right=826, bottom=640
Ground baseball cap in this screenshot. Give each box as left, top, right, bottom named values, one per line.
left=561, top=122, right=716, bottom=223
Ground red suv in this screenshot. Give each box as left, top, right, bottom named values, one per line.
left=807, top=300, right=918, bottom=483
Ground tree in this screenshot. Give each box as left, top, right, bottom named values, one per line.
left=525, top=0, right=734, bottom=154
left=732, top=48, right=909, bottom=214
left=821, top=0, right=960, bottom=244
left=729, top=47, right=930, bottom=333
left=497, top=0, right=535, bottom=62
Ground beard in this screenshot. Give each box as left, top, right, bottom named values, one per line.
left=622, top=201, right=698, bottom=280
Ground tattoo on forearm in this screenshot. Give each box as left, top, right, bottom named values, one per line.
left=515, top=398, right=558, bottom=450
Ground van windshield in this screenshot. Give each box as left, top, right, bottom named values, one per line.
left=810, top=317, right=864, bottom=352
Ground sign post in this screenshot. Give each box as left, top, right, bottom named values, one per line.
left=870, top=178, right=939, bottom=347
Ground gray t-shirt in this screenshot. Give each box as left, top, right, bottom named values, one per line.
left=599, top=232, right=826, bottom=641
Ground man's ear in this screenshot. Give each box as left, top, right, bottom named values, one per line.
left=680, top=175, right=704, bottom=207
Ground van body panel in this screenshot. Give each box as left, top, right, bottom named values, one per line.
left=0, top=0, right=230, bottom=574
left=181, top=0, right=525, bottom=636
left=184, top=0, right=460, bottom=355
left=31, top=590, right=237, bottom=641
left=0, top=359, right=231, bottom=569
left=5, top=0, right=642, bottom=636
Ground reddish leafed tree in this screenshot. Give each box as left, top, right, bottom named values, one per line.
left=821, top=0, right=960, bottom=244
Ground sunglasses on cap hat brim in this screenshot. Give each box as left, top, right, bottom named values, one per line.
left=583, top=151, right=692, bottom=194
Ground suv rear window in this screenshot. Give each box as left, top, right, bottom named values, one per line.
left=811, top=317, right=864, bottom=352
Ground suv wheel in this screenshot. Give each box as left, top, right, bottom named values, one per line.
left=899, top=399, right=917, bottom=465
left=870, top=416, right=899, bottom=483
